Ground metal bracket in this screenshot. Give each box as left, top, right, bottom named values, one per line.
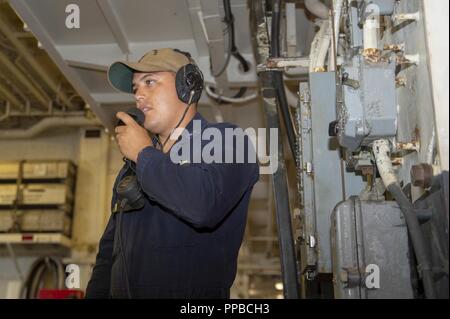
left=258, top=57, right=310, bottom=72
left=393, top=12, right=420, bottom=24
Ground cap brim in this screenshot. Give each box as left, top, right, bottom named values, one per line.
left=107, top=61, right=170, bottom=94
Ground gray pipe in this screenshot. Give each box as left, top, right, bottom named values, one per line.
left=305, top=0, right=330, bottom=20
left=284, top=84, right=300, bottom=108
left=0, top=116, right=100, bottom=139
left=284, top=67, right=309, bottom=77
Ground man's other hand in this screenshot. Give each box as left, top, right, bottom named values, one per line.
left=115, top=111, right=152, bottom=162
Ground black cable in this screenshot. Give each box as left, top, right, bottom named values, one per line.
left=272, top=71, right=298, bottom=163
left=223, top=0, right=235, bottom=47
left=211, top=0, right=233, bottom=77
left=232, top=52, right=250, bottom=99
left=206, top=86, right=249, bottom=105
left=262, top=79, right=300, bottom=299
left=223, top=0, right=250, bottom=74
left=270, top=0, right=281, bottom=58
left=269, top=0, right=298, bottom=166
left=20, top=256, right=64, bottom=299
left=387, top=184, right=437, bottom=299
left=233, top=51, right=250, bottom=72
left=159, top=94, right=194, bottom=151
left=208, top=0, right=251, bottom=103
left=224, top=0, right=250, bottom=100
left=219, top=57, right=250, bottom=101
left=117, top=199, right=133, bottom=299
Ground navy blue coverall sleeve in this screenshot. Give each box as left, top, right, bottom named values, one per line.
left=136, top=145, right=259, bottom=229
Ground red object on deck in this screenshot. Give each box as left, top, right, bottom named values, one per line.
left=38, top=289, right=85, bottom=299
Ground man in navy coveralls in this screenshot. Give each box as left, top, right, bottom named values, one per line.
left=86, top=48, right=259, bottom=298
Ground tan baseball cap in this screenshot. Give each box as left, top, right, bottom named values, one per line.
left=107, top=48, right=192, bottom=94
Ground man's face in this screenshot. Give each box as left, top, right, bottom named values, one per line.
left=132, top=71, right=183, bottom=134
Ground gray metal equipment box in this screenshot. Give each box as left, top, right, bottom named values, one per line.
left=338, top=56, right=397, bottom=151
left=331, top=197, right=414, bottom=299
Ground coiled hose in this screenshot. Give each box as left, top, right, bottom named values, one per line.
left=20, top=256, right=65, bottom=299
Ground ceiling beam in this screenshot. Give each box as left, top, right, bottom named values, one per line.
left=96, top=0, right=130, bottom=55
left=66, top=60, right=108, bottom=72
left=91, top=92, right=134, bottom=104
left=0, top=82, right=23, bottom=110
left=57, top=40, right=196, bottom=68
left=9, top=0, right=112, bottom=130
left=0, top=49, right=51, bottom=108
left=0, top=8, right=76, bottom=110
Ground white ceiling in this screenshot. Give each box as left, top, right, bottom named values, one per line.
left=9, top=0, right=259, bottom=131
left=10, top=0, right=315, bottom=131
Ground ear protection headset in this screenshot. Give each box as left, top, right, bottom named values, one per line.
left=155, top=49, right=204, bottom=150
left=173, top=49, right=204, bottom=105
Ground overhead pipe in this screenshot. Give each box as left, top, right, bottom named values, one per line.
left=426, top=128, right=436, bottom=165
left=306, top=0, right=333, bottom=72
left=0, top=15, right=76, bottom=110
left=327, top=0, right=344, bottom=71
left=305, top=0, right=330, bottom=20
left=284, top=85, right=299, bottom=108
left=363, top=5, right=380, bottom=53
left=333, top=0, right=344, bottom=53
left=0, top=72, right=31, bottom=109
left=0, top=80, right=23, bottom=110
left=315, top=21, right=332, bottom=71
left=309, top=20, right=326, bottom=72
left=283, top=66, right=309, bottom=77
left=9, top=110, right=85, bottom=118
left=15, top=56, right=56, bottom=106
left=0, top=49, right=51, bottom=108
left=0, top=116, right=100, bottom=139
left=309, top=19, right=332, bottom=72
left=0, top=101, right=11, bottom=122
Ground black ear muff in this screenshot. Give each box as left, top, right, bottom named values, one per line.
left=176, top=63, right=204, bottom=104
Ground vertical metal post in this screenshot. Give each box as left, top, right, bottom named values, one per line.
left=259, top=71, right=300, bottom=299
left=251, top=0, right=300, bottom=299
